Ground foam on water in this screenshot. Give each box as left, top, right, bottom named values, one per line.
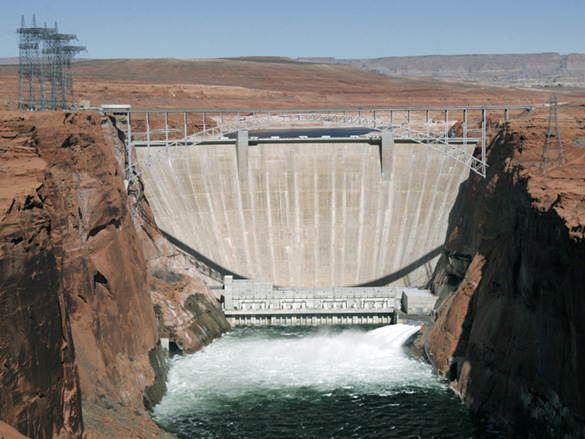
left=153, top=324, right=444, bottom=420
left=153, top=325, right=505, bottom=438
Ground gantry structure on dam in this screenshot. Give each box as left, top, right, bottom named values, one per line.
left=101, top=105, right=536, bottom=181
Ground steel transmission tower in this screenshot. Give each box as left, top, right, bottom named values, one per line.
left=17, top=15, right=85, bottom=110
left=541, top=93, right=566, bottom=174
left=17, top=15, right=43, bottom=109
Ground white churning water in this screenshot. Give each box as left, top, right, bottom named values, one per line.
left=153, top=324, right=443, bottom=419
left=153, top=325, right=503, bottom=438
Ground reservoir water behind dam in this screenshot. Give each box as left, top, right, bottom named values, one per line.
left=153, top=325, right=503, bottom=438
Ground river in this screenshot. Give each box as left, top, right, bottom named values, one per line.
left=153, top=325, right=503, bottom=438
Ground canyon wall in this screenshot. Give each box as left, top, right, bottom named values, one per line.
left=0, top=111, right=228, bottom=438
left=425, top=105, right=585, bottom=437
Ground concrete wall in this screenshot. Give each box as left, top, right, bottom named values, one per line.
left=401, top=289, right=438, bottom=315
left=136, top=137, right=471, bottom=287
left=224, top=276, right=397, bottom=312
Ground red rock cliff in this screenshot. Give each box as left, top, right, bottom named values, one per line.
left=425, top=105, right=585, bottom=437
left=0, top=111, right=229, bottom=438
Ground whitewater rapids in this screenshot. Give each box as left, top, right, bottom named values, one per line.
left=153, top=324, right=442, bottom=418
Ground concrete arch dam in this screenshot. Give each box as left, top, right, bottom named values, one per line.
left=135, top=133, right=472, bottom=288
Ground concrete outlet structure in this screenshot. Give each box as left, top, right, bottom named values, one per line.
left=223, top=276, right=398, bottom=326
left=401, top=288, right=438, bottom=315
left=222, top=276, right=439, bottom=325
left=136, top=133, right=472, bottom=288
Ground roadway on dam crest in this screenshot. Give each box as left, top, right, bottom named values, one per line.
left=135, top=133, right=472, bottom=288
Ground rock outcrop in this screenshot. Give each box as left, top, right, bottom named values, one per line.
left=0, top=421, right=30, bottom=439
left=126, top=157, right=231, bottom=354
left=0, top=111, right=229, bottom=438
left=0, top=113, right=84, bottom=438
left=425, top=105, right=585, bottom=437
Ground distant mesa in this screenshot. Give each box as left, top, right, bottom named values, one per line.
left=298, top=52, right=585, bottom=87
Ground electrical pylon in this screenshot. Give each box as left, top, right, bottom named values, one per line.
left=541, top=93, right=566, bottom=174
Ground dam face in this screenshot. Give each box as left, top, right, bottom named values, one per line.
left=136, top=136, right=471, bottom=287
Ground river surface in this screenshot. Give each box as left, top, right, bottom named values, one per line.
left=153, top=325, right=502, bottom=439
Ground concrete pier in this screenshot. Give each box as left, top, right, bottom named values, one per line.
left=236, top=129, right=248, bottom=182
left=380, top=132, right=394, bottom=181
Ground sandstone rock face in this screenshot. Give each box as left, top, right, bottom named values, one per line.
left=126, top=157, right=231, bottom=354
left=0, top=421, right=30, bottom=439
left=0, top=114, right=84, bottom=438
left=425, top=106, right=585, bottom=438
left=0, top=111, right=229, bottom=438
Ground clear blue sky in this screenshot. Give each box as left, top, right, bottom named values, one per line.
left=2, top=0, right=584, bottom=59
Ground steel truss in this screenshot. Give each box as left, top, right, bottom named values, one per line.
left=121, top=108, right=498, bottom=180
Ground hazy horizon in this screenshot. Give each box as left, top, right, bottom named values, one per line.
left=1, top=51, right=584, bottom=65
